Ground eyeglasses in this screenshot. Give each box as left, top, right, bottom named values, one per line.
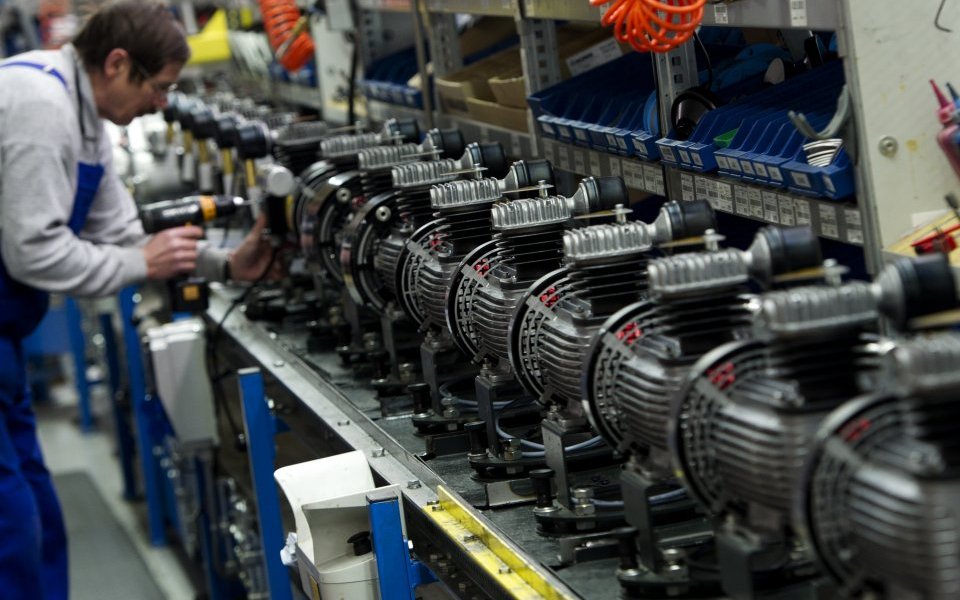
left=128, top=55, right=178, bottom=95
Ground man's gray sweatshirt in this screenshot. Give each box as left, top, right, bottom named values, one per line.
left=0, top=44, right=226, bottom=297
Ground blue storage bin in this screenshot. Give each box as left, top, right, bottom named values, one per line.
left=658, top=60, right=854, bottom=201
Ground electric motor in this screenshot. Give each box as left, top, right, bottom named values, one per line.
left=799, top=332, right=960, bottom=600
left=451, top=177, right=628, bottom=365
left=670, top=254, right=958, bottom=529
left=341, top=141, right=505, bottom=312
left=583, top=226, right=822, bottom=465
left=507, top=200, right=716, bottom=412
left=394, top=159, right=556, bottom=332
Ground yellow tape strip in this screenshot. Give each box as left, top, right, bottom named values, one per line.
left=424, top=486, right=574, bottom=600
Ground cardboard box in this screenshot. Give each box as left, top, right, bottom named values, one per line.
left=460, top=17, right=517, bottom=58
left=490, top=28, right=625, bottom=109
left=436, top=47, right=520, bottom=117
left=466, top=97, right=530, bottom=133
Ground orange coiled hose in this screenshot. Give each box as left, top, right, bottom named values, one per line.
left=590, top=0, right=707, bottom=53
left=259, top=0, right=315, bottom=71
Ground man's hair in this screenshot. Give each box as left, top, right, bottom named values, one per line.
left=73, top=1, right=190, bottom=80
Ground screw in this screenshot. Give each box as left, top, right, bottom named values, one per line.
left=879, top=136, right=898, bottom=157
left=371, top=447, right=386, bottom=458
left=498, top=565, right=512, bottom=575
left=407, top=479, right=422, bottom=489
left=376, top=205, right=392, bottom=222
left=336, top=420, right=350, bottom=427
left=336, top=188, right=351, bottom=203
left=572, top=487, right=596, bottom=516
left=502, top=438, right=522, bottom=461
left=273, top=360, right=285, bottom=367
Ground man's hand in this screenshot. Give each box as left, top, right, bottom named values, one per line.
left=228, top=214, right=283, bottom=282
left=143, top=225, right=203, bottom=280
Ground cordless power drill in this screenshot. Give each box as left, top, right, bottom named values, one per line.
left=140, top=194, right=246, bottom=314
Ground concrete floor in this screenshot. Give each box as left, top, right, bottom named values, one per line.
left=35, top=368, right=198, bottom=600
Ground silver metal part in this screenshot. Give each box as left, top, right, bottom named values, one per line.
left=430, top=178, right=503, bottom=209
left=262, top=165, right=297, bottom=197
left=146, top=318, right=218, bottom=447
left=358, top=143, right=422, bottom=171
left=647, top=249, right=750, bottom=298
left=758, top=282, right=878, bottom=337
left=392, top=159, right=459, bottom=189
left=492, top=196, right=571, bottom=230
left=320, top=132, right=383, bottom=159
left=563, top=223, right=654, bottom=262
left=803, top=138, right=844, bottom=167
left=890, top=332, right=960, bottom=395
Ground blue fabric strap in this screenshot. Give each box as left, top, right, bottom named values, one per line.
left=0, top=61, right=67, bottom=89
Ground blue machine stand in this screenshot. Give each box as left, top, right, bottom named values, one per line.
left=367, top=490, right=437, bottom=600
left=119, top=287, right=169, bottom=545
left=237, top=367, right=294, bottom=600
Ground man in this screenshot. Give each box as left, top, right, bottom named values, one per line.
left=0, top=2, right=275, bottom=597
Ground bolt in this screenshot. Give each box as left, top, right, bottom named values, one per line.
left=336, top=188, right=351, bottom=203
left=371, top=447, right=386, bottom=458
left=376, top=205, right=392, bottom=222
left=615, top=203, right=628, bottom=224
left=662, top=547, right=686, bottom=574
left=273, top=360, right=285, bottom=368
left=407, top=479, right=422, bottom=489
left=878, top=136, right=898, bottom=157
left=502, top=438, right=522, bottom=461
left=498, top=565, right=512, bottom=575
left=336, top=420, right=350, bottom=427
left=572, top=487, right=596, bottom=517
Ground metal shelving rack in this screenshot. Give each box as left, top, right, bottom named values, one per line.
left=217, top=2, right=960, bottom=598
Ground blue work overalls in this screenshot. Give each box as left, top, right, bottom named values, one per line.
left=0, top=60, right=105, bottom=600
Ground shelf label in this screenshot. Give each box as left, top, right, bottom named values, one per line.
left=790, top=0, right=808, bottom=27
left=589, top=152, right=601, bottom=176
left=768, top=166, right=784, bottom=183
left=567, top=37, right=624, bottom=78
left=509, top=133, right=522, bottom=157
left=681, top=174, right=696, bottom=202
left=543, top=141, right=555, bottom=164
left=763, top=191, right=780, bottom=224
left=558, top=146, right=571, bottom=171
left=749, top=188, right=764, bottom=219
left=819, top=203, right=840, bottom=239
left=622, top=161, right=645, bottom=190
left=573, top=150, right=586, bottom=174
left=734, top=185, right=751, bottom=216
left=608, top=155, right=622, bottom=177
left=659, top=145, right=677, bottom=164
left=843, top=208, right=862, bottom=228
left=644, top=164, right=665, bottom=195
left=844, top=208, right=863, bottom=244
left=778, top=194, right=795, bottom=226
left=714, top=4, right=729, bottom=24
left=694, top=176, right=709, bottom=201
left=794, top=198, right=812, bottom=226
left=717, top=182, right=734, bottom=213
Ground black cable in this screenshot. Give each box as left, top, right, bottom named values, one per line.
left=937, top=0, right=953, bottom=32
left=693, top=31, right=713, bottom=90
left=204, top=246, right=280, bottom=447
left=211, top=246, right=279, bottom=340
left=347, top=31, right=359, bottom=125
